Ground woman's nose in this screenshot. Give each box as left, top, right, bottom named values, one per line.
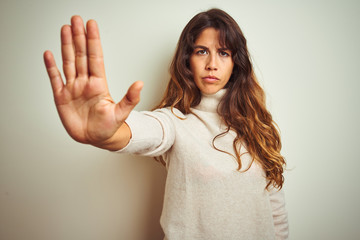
left=205, top=55, right=218, bottom=70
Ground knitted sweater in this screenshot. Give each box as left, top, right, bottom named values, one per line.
left=118, top=89, right=289, bottom=240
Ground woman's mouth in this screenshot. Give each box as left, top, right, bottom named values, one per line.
left=202, top=75, right=219, bottom=83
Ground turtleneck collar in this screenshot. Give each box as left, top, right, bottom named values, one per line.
left=193, top=89, right=227, bottom=113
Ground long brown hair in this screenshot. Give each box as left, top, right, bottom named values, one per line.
left=154, top=8, right=286, bottom=190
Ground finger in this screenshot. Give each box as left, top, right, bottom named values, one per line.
left=61, top=25, right=76, bottom=82
left=86, top=20, right=105, bottom=79
left=43, top=50, right=64, bottom=97
left=116, top=81, right=144, bottom=121
left=71, top=15, right=88, bottom=77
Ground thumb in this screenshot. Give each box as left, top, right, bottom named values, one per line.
left=115, top=81, right=144, bottom=122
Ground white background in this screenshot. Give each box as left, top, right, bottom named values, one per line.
left=0, top=0, right=359, bottom=239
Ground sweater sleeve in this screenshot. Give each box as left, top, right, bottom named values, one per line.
left=269, top=187, right=289, bottom=240
left=116, top=110, right=176, bottom=157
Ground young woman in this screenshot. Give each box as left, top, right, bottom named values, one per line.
left=44, top=8, right=288, bottom=240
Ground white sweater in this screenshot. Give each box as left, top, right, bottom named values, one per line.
left=118, top=89, right=289, bottom=240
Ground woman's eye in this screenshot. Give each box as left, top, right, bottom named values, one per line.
left=196, top=49, right=207, bottom=55
left=219, top=51, right=230, bottom=57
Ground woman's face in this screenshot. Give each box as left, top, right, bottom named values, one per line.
left=189, top=27, right=234, bottom=95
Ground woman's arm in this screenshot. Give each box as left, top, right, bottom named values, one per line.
left=269, top=187, right=289, bottom=240
left=43, top=16, right=142, bottom=151
left=117, top=110, right=177, bottom=157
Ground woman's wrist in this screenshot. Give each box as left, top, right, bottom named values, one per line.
left=92, top=123, right=132, bottom=151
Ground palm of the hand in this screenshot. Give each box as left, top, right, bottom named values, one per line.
left=44, top=16, right=142, bottom=148
left=55, top=76, right=118, bottom=144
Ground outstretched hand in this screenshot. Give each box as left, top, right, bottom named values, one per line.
left=44, top=16, right=142, bottom=150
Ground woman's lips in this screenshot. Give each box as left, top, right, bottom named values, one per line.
left=202, top=75, right=219, bottom=83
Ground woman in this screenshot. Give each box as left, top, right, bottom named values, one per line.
left=44, top=8, right=288, bottom=240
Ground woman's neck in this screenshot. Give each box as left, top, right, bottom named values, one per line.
left=193, top=89, right=227, bottom=113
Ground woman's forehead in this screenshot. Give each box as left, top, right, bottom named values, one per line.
left=195, top=27, right=229, bottom=48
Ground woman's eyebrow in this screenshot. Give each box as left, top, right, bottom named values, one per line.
left=194, top=45, right=230, bottom=52
left=193, top=45, right=208, bottom=50
left=218, top=47, right=231, bottom=52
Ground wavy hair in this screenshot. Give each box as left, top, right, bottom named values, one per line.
left=154, top=8, right=286, bottom=190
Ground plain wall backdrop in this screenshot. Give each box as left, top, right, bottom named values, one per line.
left=1, top=0, right=359, bottom=239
